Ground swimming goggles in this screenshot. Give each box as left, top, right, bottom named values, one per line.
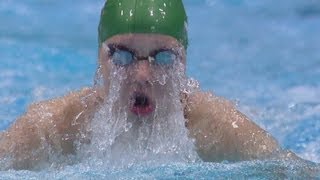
left=108, top=44, right=177, bottom=66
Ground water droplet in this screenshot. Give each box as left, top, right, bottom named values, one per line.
left=187, top=78, right=199, bottom=89
left=158, top=74, right=167, bottom=85
left=125, top=122, right=132, bottom=132
left=232, top=121, right=239, bottom=128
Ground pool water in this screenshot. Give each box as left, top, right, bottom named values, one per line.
left=0, top=0, right=320, bottom=179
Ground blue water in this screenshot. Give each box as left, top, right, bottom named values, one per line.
left=1, top=0, right=320, bottom=179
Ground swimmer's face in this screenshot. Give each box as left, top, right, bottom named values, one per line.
left=98, top=34, right=186, bottom=118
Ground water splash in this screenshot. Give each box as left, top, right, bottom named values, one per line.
left=78, top=59, right=200, bottom=168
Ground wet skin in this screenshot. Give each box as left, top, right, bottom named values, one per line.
left=98, top=34, right=187, bottom=119
left=0, top=34, right=281, bottom=170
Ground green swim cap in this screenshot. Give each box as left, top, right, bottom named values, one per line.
left=99, top=0, right=188, bottom=48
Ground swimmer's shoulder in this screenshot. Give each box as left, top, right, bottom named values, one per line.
left=0, top=87, right=102, bottom=170
left=184, top=91, right=280, bottom=161
left=183, top=91, right=233, bottom=121
left=25, top=87, right=103, bottom=127
left=27, top=87, right=102, bottom=115
left=10, top=86, right=103, bottom=137
left=16, top=87, right=102, bottom=152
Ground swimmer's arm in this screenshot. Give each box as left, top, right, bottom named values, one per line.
left=0, top=88, right=99, bottom=170
left=184, top=92, right=280, bottom=162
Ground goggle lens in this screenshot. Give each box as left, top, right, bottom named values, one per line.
left=112, top=50, right=134, bottom=66
left=111, top=49, right=177, bottom=66
left=154, top=51, right=176, bottom=65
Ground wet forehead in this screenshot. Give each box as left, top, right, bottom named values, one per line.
left=105, top=34, right=181, bottom=55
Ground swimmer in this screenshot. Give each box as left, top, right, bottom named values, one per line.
left=0, top=0, right=284, bottom=170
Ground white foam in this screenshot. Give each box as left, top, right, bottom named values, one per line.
left=78, top=61, right=199, bottom=168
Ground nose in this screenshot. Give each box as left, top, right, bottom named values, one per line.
left=134, top=60, right=152, bottom=84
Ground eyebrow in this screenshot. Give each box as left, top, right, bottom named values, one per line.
left=107, top=43, right=134, bottom=54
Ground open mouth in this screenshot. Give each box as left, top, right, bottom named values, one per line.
left=130, top=92, right=154, bottom=116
